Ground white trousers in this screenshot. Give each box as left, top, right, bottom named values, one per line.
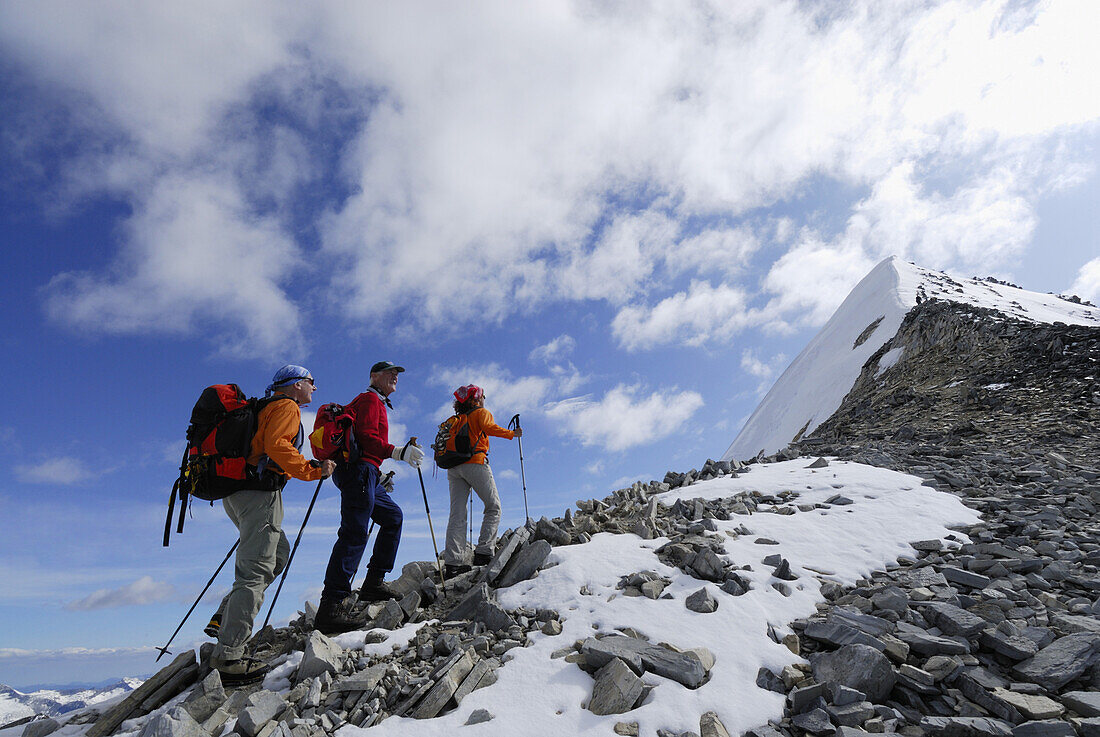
left=443, top=462, right=501, bottom=564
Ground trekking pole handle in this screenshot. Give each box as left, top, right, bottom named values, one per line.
left=508, top=414, right=521, bottom=430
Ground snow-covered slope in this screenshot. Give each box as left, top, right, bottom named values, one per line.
left=722, top=257, right=1100, bottom=461
left=0, top=680, right=139, bottom=726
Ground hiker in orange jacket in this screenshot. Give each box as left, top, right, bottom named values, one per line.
left=442, top=384, right=521, bottom=577
left=208, top=364, right=335, bottom=685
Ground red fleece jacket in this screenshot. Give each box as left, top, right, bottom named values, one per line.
left=347, top=388, right=395, bottom=468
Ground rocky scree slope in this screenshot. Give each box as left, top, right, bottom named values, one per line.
left=726, top=298, right=1100, bottom=737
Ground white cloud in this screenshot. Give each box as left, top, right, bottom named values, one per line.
left=64, top=576, right=176, bottom=611
left=428, top=363, right=559, bottom=420
left=611, top=282, right=753, bottom=351
left=741, top=349, right=788, bottom=397
left=545, top=384, right=704, bottom=452
left=43, top=175, right=306, bottom=359
left=3, top=1, right=1099, bottom=344
left=1069, top=257, right=1100, bottom=304
left=15, top=457, right=95, bottom=485
left=529, top=335, right=576, bottom=364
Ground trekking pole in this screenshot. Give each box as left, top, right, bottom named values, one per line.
left=508, top=414, right=529, bottom=522
left=468, top=497, right=473, bottom=549
left=410, top=438, right=447, bottom=590
left=246, top=477, right=325, bottom=665
left=154, top=539, right=239, bottom=662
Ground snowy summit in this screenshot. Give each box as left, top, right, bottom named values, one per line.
left=722, top=257, right=1100, bottom=462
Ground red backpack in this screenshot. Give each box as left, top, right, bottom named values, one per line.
left=163, top=385, right=289, bottom=546
left=309, top=403, right=360, bottom=463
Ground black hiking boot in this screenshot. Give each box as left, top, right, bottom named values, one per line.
left=358, top=573, right=398, bottom=602
left=445, top=562, right=472, bottom=577
left=472, top=551, right=492, bottom=566
left=210, top=655, right=269, bottom=686
left=314, top=597, right=369, bottom=636
left=204, top=612, right=221, bottom=638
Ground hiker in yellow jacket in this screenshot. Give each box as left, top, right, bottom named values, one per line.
left=442, top=384, right=520, bottom=577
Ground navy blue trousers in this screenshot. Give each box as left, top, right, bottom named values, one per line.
left=322, top=461, right=403, bottom=603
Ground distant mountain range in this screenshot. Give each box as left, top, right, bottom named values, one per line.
left=0, top=680, right=142, bottom=728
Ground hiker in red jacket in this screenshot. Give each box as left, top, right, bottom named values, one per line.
left=442, top=384, right=520, bottom=577
left=315, top=361, right=424, bottom=635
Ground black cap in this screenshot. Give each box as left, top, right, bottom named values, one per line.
left=370, top=361, right=405, bottom=374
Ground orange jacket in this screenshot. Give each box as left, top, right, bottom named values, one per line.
left=248, top=397, right=325, bottom=483
left=463, top=407, right=515, bottom=465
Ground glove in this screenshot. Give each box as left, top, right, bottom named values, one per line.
left=392, top=441, right=424, bottom=468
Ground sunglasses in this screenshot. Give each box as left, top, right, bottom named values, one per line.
left=298, top=377, right=316, bottom=386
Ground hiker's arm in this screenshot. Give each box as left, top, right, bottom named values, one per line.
left=475, top=409, right=515, bottom=440
left=265, top=401, right=325, bottom=482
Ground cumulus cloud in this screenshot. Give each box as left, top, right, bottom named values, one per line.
left=428, top=363, right=567, bottom=420
left=65, top=576, right=175, bottom=611
left=3, top=1, right=1099, bottom=346
left=545, top=384, right=704, bottom=452
left=529, top=335, right=576, bottom=364
left=16, top=457, right=95, bottom=485
left=1069, top=258, right=1100, bottom=304
left=611, top=282, right=753, bottom=350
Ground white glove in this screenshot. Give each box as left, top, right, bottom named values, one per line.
left=392, top=441, right=424, bottom=468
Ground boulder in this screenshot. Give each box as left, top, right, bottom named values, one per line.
left=811, top=644, right=897, bottom=702
left=588, top=658, right=644, bottom=716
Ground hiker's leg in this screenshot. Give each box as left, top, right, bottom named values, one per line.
left=468, top=463, right=502, bottom=557
left=214, top=489, right=283, bottom=661
left=365, top=482, right=402, bottom=578
left=443, top=468, right=471, bottom=565
left=322, top=463, right=374, bottom=603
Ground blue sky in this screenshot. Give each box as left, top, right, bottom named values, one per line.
left=1, top=1, right=1098, bottom=689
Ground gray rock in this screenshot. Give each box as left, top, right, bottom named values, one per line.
left=236, top=691, right=287, bottom=737
left=811, top=644, right=897, bottom=702
left=484, top=526, right=530, bottom=584
left=923, top=602, right=988, bottom=638
left=497, top=540, right=552, bottom=588
left=1011, top=721, right=1077, bottom=737
left=940, top=566, right=992, bottom=589
left=689, top=549, right=727, bottom=582
left=297, top=631, right=343, bottom=683
left=1049, top=614, right=1100, bottom=636
left=895, top=621, right=970, bottom=655
left=582, top=637, right=645, bottom=675
left=181, top=669, right=225, bottom=723
left=788, top=683, right=825, bottom=713
left=699, top=711, right=732, bottom=737
left=534, top=517, right=571, bottom=546
left=368, top=599, right=405, bottom=630
left=827, top=701, right=876, bottom=727
left=464, top=708, right=494, bottom=725
left=448, top=582, right=491, bottom=621
left=1012, top=633, right=1100, bottom=690
left=138, top=706, right=206, bottom=737
left=22, top=719, right=61, bottom=737
left=1062, top=691, right=1100, bottom=717
left=804, top=621, right=887, bottom=651
left=581, top=635, right=707, bottom=688
left=792, top=707, right=835, bottom=734
left=1077, top=717, right=1100, bottom=737
left=807, top=457, right=830, bottom=468
left=990, top=689, right=1063, bottom=720
left=980, top=629, right=1040, bottom=661
left=410, top=650, right=477, bottom=719
left=921, top=716, right=1014, bottom=737
left=474, top=600, right=514, bottom=633
left=686, top=587, right=719, bottom=613
left=589, top=658, right=644, bottom=716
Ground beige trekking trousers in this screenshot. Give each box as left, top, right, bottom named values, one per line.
left=212, top=488, right=289, bottom=661
left=443, top=462, right=501, bottom=565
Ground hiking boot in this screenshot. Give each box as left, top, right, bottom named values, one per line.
left=314, top=597, right=369, bottom=636
left=358, top=574, right=398, bottom=602
left=210, top=655, right=270, bottom=686
left=445, top=563, right=472, bottom=577
left=472, top=551, right=493, bottom=566
left=204, top=612, right=221, bottom=638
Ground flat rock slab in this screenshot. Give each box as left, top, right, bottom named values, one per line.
left=411, top=650, right=476, bottom=719
left=811, top=644, right=896, bottom=702
left=181, top=670, right=226, bottom=723
left=990, top=689, right=1064, bottom=720
left=1012, top=633, right=1100, bottom=691
left=581, top=635, right=707, bottom=688
left=895, top=621, right=970, bottom=656
left=497, top=540, right=553, bottom=588
left=1011, top=720, right=1078, bottom=737
left=923, top=602, right=988, bottom=638
left=921, top=716, right=1014, bottom=737
left=22, top=719, right=61, bottom=737
left=332, top=663, right=388, bottom=693
left=589, top=658, right=644, bottom=716
left=1063, top=691, right=1100, bottom=717
left=448, top=582, right=491, bottom=621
